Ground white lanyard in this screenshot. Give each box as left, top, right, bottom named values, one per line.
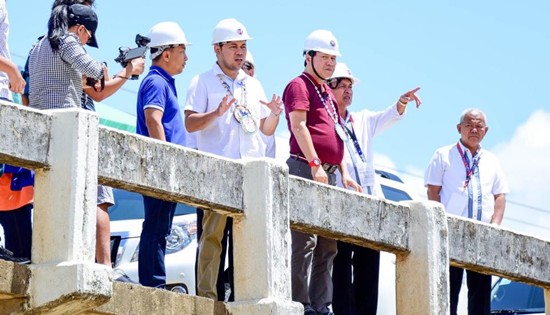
left=301, top=74, right=348, bottom=141
left=301, top=74, right=339, bottom=125
left=217, top=74, right=248, bottom=109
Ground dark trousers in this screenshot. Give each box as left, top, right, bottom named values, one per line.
left=332, top=241, right=380, bottom=315
left=450, top=266, right=491, bottom=315
left=138, top=196, right=177, bottom=288
left=0, top=204, right=33, bottom=259
left=195, top=208, right=234, bottom=301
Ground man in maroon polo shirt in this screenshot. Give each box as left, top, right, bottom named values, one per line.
left=283, top=29, right=361, bottom=315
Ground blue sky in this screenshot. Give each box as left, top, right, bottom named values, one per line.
left=6, top=1, right=550, bottom=239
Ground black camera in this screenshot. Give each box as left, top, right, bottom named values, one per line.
left=114, top=34, right=151, bottom=80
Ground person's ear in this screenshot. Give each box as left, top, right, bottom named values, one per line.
left=213, top=45, right=221, bottom=56
left=162, top=49, right=171, bottom=61
left=457, top=124, right=462, bottom=133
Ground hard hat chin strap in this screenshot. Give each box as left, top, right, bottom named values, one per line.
left=309, top=51, right=327, bottom=81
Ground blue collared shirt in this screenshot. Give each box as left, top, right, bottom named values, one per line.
left=136, top=66, right=186, bottom=146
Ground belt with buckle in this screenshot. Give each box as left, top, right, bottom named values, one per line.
left=289, top=154, right=338, bottom=174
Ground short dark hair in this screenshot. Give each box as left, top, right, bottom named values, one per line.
left=303, top=50, right=316, bottom=67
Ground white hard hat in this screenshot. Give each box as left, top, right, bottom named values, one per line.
left=212, top=18, right=252, bottom=44
left=303, top=29, right=341, bottom=57
left=148, top=22, right=190, bottom=58
left=245, top=51, right=255, bottom=66
left=328, top=62, right=359, bottom=85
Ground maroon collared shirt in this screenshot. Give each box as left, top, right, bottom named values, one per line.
left=282, top=72, right=343, bottom=165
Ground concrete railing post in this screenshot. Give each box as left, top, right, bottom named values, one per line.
left=396, top=200, right=450, bottom=315
left=28, top=109, right=111, bottom=313
left=226, top=159, right=301, bottom=314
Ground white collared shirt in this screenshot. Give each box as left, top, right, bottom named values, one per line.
left=185, top=63, right=269, bottom=159
left=336, top=103, right=403, bottom=197
left=0, top=1, right=12, bottom=101
left=424, top=142, right=510, bottom=223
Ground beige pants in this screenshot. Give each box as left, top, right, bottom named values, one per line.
left=196, top=211, right=227, bottom=300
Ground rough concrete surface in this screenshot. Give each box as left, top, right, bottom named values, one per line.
left=98, top=127, right=244, bottom=215
left=288, top=175, right=410, bottom=254
left=0, top=261, right=29, bottom=315
left=0, top=101, right=52, bottom=169
left=396, top=201, right=449, bottom=315
left=448, top=215, right=550, bottom=287
left=225, top=298, right=302, bottom=315
left=87, top=283, right=225, bottom=315
left=233, top=159, right=294, bottom=303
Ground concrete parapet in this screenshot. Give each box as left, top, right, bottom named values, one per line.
left=25, top=263, right=111, bottom=314
left=0, top=101, right=51, bottom=169
left=448, top=216, right=550, bottom=287
left=26, top=109, right=112, bottom=313
left=97, top=127, right=244, bottom=215
left=32, top=109, right=98, bottom=264
left=229, top=159, right=301, bottom=314
left=396, top=200, right=449, bottom=315
left=225, top=298, right=303, bottom=315
left=0, top=260, right=30, bottom=315
left=288, top=175, right=410, bottom=253
left=87, top=283, right=225, bottom=315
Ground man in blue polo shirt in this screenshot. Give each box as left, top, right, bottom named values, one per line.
left=136, top=21, right=190, bottom=288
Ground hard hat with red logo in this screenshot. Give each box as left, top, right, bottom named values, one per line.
left=212, top=18, right=253, bottom=45
left=303, top=29, right=341, bottom=56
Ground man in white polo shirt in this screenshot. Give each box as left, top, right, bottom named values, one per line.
left=184, top=18, right=282, bottom=301
left=424, top=108, right=509, bottom=315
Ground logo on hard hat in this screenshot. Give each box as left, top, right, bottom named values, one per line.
left=347, top=70, right=352, bottom=75
left=237, top=28, right=243, bottom=35
left=330, top=40, right=336, bottom=47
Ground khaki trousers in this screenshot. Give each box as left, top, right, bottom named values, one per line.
left=197, top=211, right=227, bottom=299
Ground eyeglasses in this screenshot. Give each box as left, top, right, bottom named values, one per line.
left=83, top=27, right=93, bottom=43
left=242, top=61, right=254, bottom=71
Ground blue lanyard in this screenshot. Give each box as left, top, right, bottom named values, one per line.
left=342, top=114, right=366, bottom=163
left=456, top=143, right=482, bottom=220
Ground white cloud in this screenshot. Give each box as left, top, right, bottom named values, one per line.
left=492, top=110, right=550, bottom=240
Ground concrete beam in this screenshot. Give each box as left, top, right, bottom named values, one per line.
left=0, top=260, right=29, bottom=315
left=28, top=109, right=111, bottom=313
left=396, top=201, right=449, bottom=315
left=86, top=283, right=226, bottom=315
left=0, top=101, right=51, bottom=169
left=97, top=127, right=244, bottom=215
left=448, top=216, right=550, bottom=287
left=288, top=175, right=410, bottom=254
left=229, top=159, right=301, bottom=314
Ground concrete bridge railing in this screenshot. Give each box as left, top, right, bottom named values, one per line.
left=1, top=101, right=548, bottom=314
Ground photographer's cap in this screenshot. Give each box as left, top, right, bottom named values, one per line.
left=68, top=4, right=99, bottom=48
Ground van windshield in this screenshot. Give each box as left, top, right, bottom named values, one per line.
left=491, top=278, right=545, bottom=314
left=109, top=189, right=195, bottom=221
